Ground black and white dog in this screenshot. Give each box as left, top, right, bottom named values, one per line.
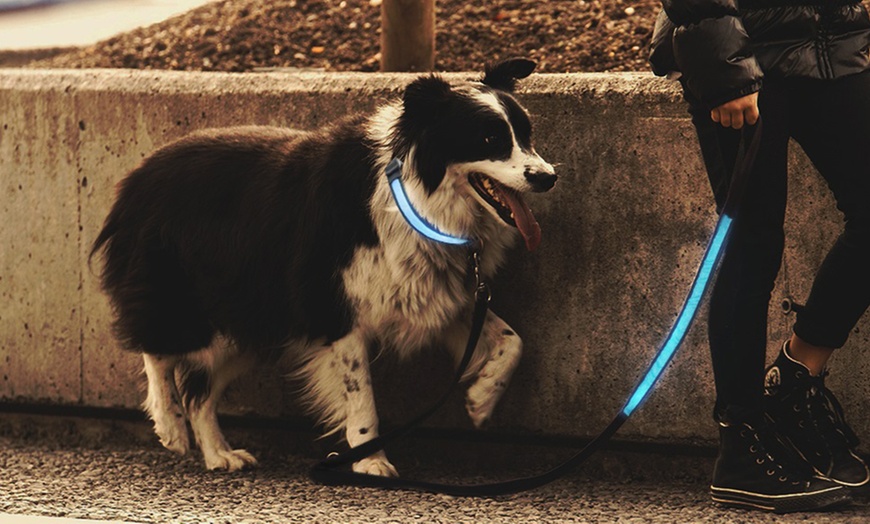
left=91, top=59, right=556, bottom=476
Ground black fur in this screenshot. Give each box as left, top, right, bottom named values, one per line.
left=91, top=59, right=542, bottom=362
left=482, top=58, right=537, bottom=93
left=178, top=363, right=210, bottom=409
left=91, top=120, right=380, bottom=355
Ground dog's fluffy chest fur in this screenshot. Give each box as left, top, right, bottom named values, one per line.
left=342, top=192, right=514, bottom=352
left=342, top=244, right=469, bottom=349
left=338, top=103, right=519, bottom=353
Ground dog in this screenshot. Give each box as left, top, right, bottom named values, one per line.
left=90, top=58, right=557, bottom=476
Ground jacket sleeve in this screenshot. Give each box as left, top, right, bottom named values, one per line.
left=662, top=0, right=764, bottom=108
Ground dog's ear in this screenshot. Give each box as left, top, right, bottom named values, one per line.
left=394, top=75, right=453, bottom=194
left=482, top=58, right=537, bottom=92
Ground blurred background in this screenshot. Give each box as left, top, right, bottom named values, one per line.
left=0, top=0, right=657, bottom=73
left=0, top=0, right=215, bottom=49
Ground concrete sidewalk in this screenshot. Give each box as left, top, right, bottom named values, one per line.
left=0, top=515, right=128, bottom=524
left=2, top=413, right=869, bottom=523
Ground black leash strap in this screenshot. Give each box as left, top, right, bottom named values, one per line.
left=722, top=119, right=763, bottom=218
left=311, top=120, right=763, bottom=496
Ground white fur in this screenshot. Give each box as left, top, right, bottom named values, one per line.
left=143, top=354, right=189, bottom=455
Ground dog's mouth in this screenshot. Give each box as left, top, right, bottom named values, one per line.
left=468, top=173, right=541, bottom=251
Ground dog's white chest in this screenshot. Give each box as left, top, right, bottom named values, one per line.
left=342, top=245, right=470, bottom=350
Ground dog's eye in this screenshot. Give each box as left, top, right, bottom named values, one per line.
left=483, top=135, right=500, bottom=145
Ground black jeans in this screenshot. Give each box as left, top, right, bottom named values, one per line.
left=684, top=70, right=870, bottom=411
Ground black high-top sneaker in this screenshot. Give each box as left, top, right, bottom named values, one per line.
left=710, top=406, right=850, bottom=513
left=764, top=341, right=870, bottom=491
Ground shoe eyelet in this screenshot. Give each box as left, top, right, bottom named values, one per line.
left=756, top=458, right=765, bottom=464
left=796, top=371, right=804, bottom=378
left=749, top=445, right=758, bottom=453
left=779, top=476, right=788, bottom=482
left=767, top=469, right=776, bottom=476
left=793, top=404, right=802, bottom=412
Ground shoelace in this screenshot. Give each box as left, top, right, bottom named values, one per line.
left=806, top=372, right=861, bottom=450
left=741, top=421, right=808, bottom=484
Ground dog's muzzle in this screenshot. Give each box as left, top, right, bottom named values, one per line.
left=524, top=171, right=558, bottom=192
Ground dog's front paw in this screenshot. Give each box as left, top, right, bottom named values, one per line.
left=152, top=415, right=190, bottom=455
left=203, top=448, right=258, bottom=472
left=352, top=451, right=399, bottom=477
left=465, top=376, right=509, bottom=428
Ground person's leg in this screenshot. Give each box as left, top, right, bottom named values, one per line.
left=685, top=84, right=790, bottom=413
left=789, top=71, right=870, bottom=356
left=786, top=334, right=834, bottom=376
left=684, top=83, right=849, bottom=511
left=763, top=71, right=870, bottom=490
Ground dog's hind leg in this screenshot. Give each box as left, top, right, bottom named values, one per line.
left=445, top=311, right=523, bottom=428
left=142, top=353, right=190, bottom=455
left=181, top=345, right=258, bottom=471
left=297, top=331, right=398, bottom=477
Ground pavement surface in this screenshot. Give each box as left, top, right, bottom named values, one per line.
left=1, top=413, right=869, bottom=523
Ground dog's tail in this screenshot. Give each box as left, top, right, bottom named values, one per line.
left=88, top=174, right=140, bottom=285
left=88, top=203, right=121, bottom=273
left=89, top=158, right=146, bottom=274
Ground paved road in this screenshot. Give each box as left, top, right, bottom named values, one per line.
left=1, top=413, right=869, bottom=523
left=0, top=0, right=214, bottom=50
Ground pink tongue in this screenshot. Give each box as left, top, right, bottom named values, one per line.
left=500, top=189, right=541, bottom=251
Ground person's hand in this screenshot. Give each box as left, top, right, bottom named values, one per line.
left=711, top=92, right=759, bottom=129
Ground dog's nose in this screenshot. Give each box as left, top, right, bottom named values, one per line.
left=525, top=171, right=558, bottom=192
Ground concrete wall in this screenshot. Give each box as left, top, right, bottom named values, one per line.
left=1, top=69, right=866, bottom=447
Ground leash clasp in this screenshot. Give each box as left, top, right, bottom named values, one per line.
left=470, top=250, right=491, bottom=303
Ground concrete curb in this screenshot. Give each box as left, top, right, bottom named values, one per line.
left=0, top=69, right=865, bottom=447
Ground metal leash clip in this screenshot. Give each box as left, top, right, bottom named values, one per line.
left=470, top=250, right=491, bottom=304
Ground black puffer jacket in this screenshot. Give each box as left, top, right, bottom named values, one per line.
left=650, top=0, right=870, bottom=108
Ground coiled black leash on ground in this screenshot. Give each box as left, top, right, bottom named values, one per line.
left=311, top=121, right=763, bottom=496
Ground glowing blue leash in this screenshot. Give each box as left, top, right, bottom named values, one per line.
left=624, top=120, right=761, bottom=416
left=622, top=213, right=732, bottom=416
left=312, top=121, right=762, bottom=496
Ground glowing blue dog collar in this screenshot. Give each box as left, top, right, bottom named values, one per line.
left=385, top=158, right=472, bottom=246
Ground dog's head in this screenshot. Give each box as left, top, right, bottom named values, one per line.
left=390, top=58, right=556, bottom=251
